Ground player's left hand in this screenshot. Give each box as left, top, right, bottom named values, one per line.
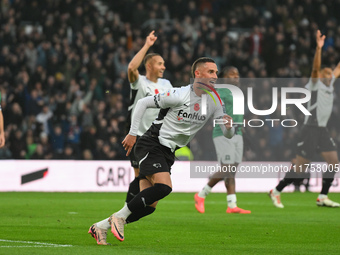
left=222, top=115, right=233, bottom=129
left=122, top=134, right=137, bottom=156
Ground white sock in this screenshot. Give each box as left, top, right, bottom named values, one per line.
left=198, top=185, right=212, bottom=198
left=272, top=188, right=280, bottom=196
left=115, top=203, right=132, bottom=220
left=318, top=194, right=327, bottom=200
left=96, top=217, right=111, bottom=230
left=227, top=194, right=237, bottom=208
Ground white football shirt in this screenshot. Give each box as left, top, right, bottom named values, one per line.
left=304, top=77, right=335, bottom=127
left=129, top=75, right=173, bottom=136
left=149, top=84, right=225, bottom=151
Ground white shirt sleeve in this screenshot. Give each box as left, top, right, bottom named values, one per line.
left=128, top=89, right=182, bottom=136
left=306, top=77, right=318, bottom=90
left=129, top=96, right=157, bottom=136
left=155, top=89, right=182, bottom=109
left=130, top=75, right=141, bottom=89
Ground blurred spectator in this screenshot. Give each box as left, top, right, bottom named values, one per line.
left=82, top=149, right=93, bottom=160
left=60, top=144, right=76, bottom=160
left=66, top=115, right=82, bottom=151
left=9, top=129, right=26, bottom=159
left=80, top=125, right=96, bottom=153
left=39, top=132, right=53, bottom=159
left=31, top=143, right=45, bottom=160
left=36, top=104, right=53, bottom=135
left=248, top=26, right=263, bottom=57
left=25, top=129, right=37, bottom=159
left=50, top=125, right=65, bottom=157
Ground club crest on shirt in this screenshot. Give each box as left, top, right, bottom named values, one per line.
left=160, top=89, right=171, bottom=97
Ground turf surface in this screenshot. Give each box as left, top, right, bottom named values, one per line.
left=0, top=192, right=339, bottom=255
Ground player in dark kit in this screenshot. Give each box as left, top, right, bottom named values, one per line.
left=104, top=57, right=234, bottom=242
left=269, top=30, right=340, bottom=208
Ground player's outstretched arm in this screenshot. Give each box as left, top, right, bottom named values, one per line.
left=128, top=30, right=158, bottom=83
left=311, top=30, right=325, bottom=80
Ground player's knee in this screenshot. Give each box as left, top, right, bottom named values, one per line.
left=153, top=183, right=172, bottom=200
left=225, top=172, right=236, bottom=179
left=149, top=201, right=158, bottom=208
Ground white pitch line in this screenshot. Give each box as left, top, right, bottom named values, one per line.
left=0, top=246, right=62, bottom=248
left=0, top=239, right=72, bottom=247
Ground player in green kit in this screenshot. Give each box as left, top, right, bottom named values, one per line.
left=195, top=66, right=251, bottom=214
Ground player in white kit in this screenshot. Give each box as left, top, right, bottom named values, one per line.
left=125, top=31, right=172, bottom=206
left=88, top=31, right=172, bottom=245
left=108, top=57, right=234, bottom=242
left=269, top=30, right=340, bottom=208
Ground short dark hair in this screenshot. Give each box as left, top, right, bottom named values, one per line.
left=143, top=53, right=161, bottom=66
left=191, top=57, right=216, bottom=78
left=218, top=66, right=238, bottom=78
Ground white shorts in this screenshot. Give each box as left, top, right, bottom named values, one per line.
left=213, top=135, right=243, bottom=164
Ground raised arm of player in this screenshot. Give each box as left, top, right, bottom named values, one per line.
left=311, top=30, right=325, bottom=81
left=127, top=31, right=158, bottom=83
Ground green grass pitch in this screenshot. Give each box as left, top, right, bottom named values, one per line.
left=0, top=192, right=339, bottom=255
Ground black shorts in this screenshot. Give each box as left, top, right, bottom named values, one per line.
left=296, top=125, right=337, bottom=160
left=134, top=131, right=175, bottom=178
left=129, top=136, right=140, bottom=168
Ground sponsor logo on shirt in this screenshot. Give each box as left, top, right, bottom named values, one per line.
left=177, top=109, right=206, bottom=121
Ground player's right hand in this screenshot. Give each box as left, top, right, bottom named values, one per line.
left=122, top=134, right=137, bottom=156
left=316, top=30, right=325, bottom=48
left=145, top=30, right=157, bottom=47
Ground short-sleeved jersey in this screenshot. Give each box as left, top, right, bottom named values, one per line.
left=148, top=84, right=225, bottom=151
left=212, top=87, right=243, bottom=138
left=0, top=92, right=2, bottom=111
left=304, top=77, right=335, bottom=127
left=128, top=75, right=173, bottom=136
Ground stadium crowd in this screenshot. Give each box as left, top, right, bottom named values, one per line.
left=0, top=0, right=340, bottom=161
